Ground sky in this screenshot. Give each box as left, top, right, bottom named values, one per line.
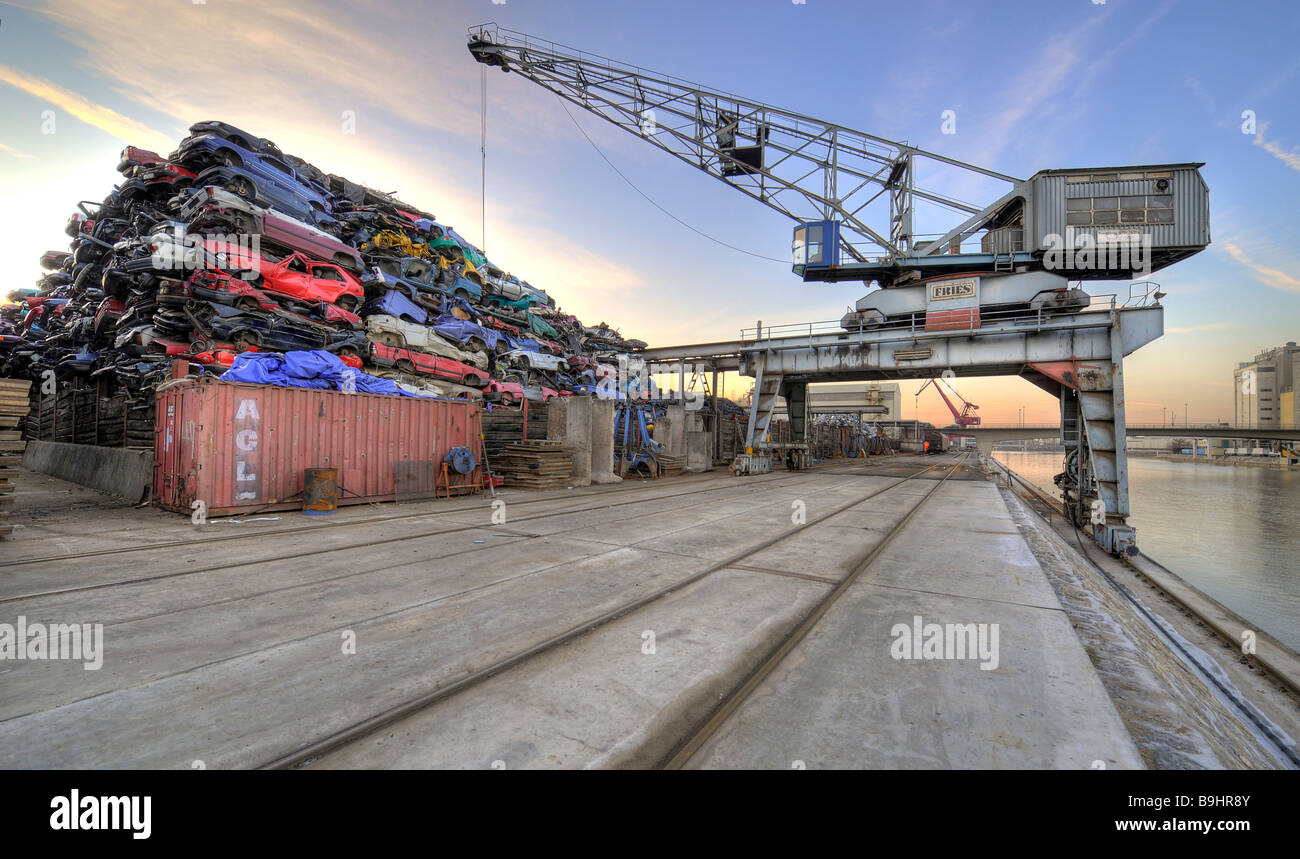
left=0, top=0, right=1297, bottom=426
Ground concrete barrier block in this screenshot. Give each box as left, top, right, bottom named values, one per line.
left=23, top=441, right=153, bottom=504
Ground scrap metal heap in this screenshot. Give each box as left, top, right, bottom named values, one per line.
left=0, top=120, right=648, bottom=423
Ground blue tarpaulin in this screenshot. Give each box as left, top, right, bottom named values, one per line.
left=220, top=350, right=430, bottom=397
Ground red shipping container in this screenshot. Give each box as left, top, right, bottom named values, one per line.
left=154, top=377, right=482, bottom=515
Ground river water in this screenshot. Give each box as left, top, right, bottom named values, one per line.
left=993, top=450, right=1300, bottom=653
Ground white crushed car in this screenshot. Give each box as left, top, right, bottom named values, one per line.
left=365, top=314, right=487, bottom=369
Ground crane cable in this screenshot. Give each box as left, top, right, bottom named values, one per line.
left=480, top=64, right=487, bottom=255
left=555, top=96, right=788, bottom=264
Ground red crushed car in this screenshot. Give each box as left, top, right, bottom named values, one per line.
left=117, top=146, right=165, bottom=174
left=184, top=245, right=364, bottom=314
left=258, top=253, right=364, bottom=310
left=484, top=379, right=562, bottom=406
left=176, top=270, right=363, bottom=327
left=182, top=270, right=280, bottom=312
left=137, top=161, right=196, bottom=190
left=369, top=342, right=488, bottom=388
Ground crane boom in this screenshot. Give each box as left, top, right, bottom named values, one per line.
left=467, top=23, right=1022, bottom=281
left=468, top=24, right=1209, bottom=290
left=915, top=377, right=981, bottom=426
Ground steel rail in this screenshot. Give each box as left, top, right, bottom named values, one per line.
left=660, top=453, right=970, bottom=769
left=259, top=456, right=960, bottom=769
left=1, top=463, right=818, bottom=570
left=989, top=458, right=1300, bottom=770
left=0, top=469, right=830, bottom=603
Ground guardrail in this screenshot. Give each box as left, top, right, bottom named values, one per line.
left=738, top=283, right=1162, bottom=343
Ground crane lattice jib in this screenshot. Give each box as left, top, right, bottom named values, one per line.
left=467, top=23, right=1021, bottom=267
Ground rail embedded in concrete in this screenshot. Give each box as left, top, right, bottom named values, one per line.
left=991, top=457, right=1300, bottom=700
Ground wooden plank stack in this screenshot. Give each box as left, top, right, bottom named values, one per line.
left=482, top=401, right=549, bottom=462
left=656, top=453, right=686, bottom=478
left=494, top=439, right=574, bottom=490
left=0, top=378, right=32, bottom=537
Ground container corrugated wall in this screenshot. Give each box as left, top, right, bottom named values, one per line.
left=154, top=377, right=481, bottom=515
left=1030, top=165, right=1210, bottom=251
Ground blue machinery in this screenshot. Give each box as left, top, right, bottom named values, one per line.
left=615, top=402, right=665, bottom=478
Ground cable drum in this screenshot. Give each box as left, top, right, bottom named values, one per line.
left=445, top=446, right=477, bottom=475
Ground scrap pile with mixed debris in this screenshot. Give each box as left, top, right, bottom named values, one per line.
left=0, top=120, right=644, bottom=416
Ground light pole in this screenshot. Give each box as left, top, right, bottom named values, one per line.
left=1162, top=406, right=1166, bottom=427
left=1184, top=402, right=1189, bottom=427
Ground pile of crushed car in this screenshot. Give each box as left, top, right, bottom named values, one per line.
left=0, top=120, right=645, bottom=409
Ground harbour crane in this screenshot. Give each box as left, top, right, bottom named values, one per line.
left=468, top=23, right=1211, bottom=557
left=915, top=377, right=981, bottom=427
left=467, top=23, right=1205, bottom=293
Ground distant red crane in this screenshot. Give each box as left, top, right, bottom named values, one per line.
left=915, top=377, right=981, bottom=426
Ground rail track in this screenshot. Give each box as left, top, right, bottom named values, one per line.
left=264, top=453, right=970, bottom=769
left=990, top=458, right=1300, bottom=770
left=1, top=457, right=934, bottom=607
left=2, top=471, right=835, bottom=605
left=660, top=452, right=969, bottom=768
left=1, top=464, right=800, bottom=569
left=1, top=453, right=927, bottom=573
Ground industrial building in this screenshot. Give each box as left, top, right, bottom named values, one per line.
left=774, top=381, right=900, bottom=421
left=1235, top=342, right=1300, bottom=429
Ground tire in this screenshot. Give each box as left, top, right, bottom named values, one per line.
left=396, top=359, right=416, bottom=374
left=232, top=329, right=261, bottom=351
left=335, top=294, right=359, bottom=312
left=220, top=149, right=242, bottom=169
left=235, top=298, right=260, bottom=313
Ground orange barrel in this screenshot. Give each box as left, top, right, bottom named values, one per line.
left=302, top=468, right=339, bottom=515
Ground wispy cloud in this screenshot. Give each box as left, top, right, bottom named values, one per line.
left=1253, top=123, right=1300, bottom=172
left=19, top=0, right=580, bottom=158
left=1221, top=241, right=1300, bottom=293
left=1166, top=322, right=1235, bottom=335
left=0, top=63, right=173, bottom=150
left=0, top=141, right=34, bottom=159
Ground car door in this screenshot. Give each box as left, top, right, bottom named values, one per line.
left=268, top=255, right=313, bottom=300
left=308, top=264, right=348, bottom=303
